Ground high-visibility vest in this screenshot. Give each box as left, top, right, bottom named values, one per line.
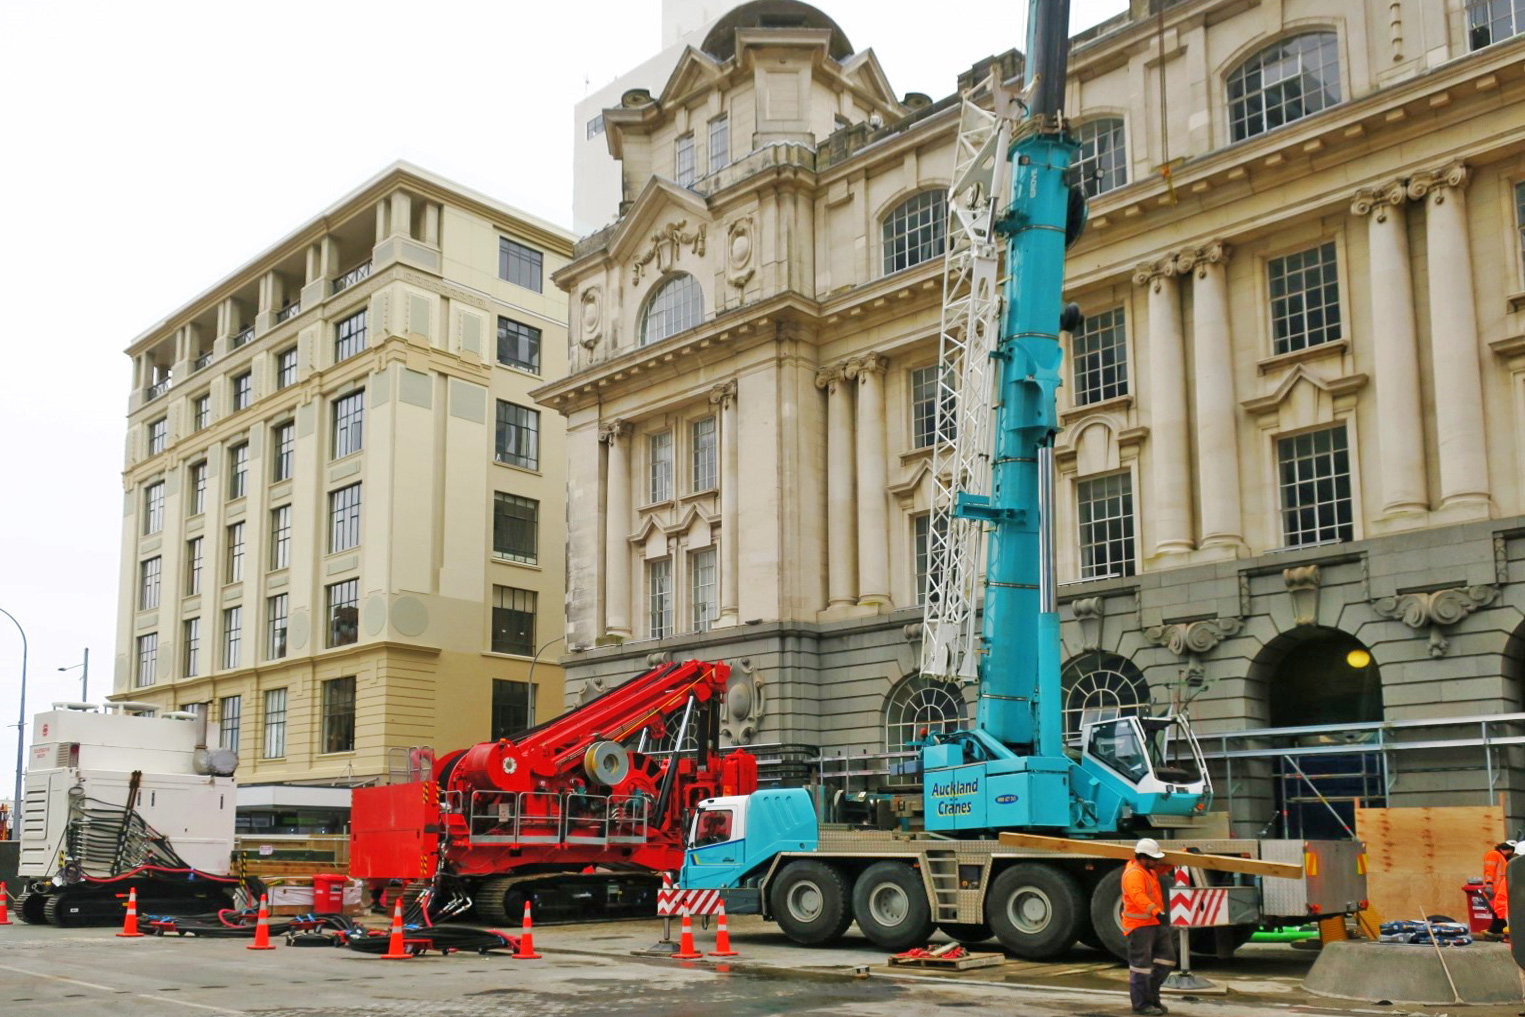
left=1121, top=859, right=1165, bottom=935
left=1485, top=849, right=1508, bottom=889
left=1496, top=865, right=1510, bottom=920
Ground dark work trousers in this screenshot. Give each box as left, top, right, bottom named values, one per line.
left=1125, top=923, right=1178, bottom=1010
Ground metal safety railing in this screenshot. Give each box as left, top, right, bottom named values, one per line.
left=461, top=790, right=650, bottom=847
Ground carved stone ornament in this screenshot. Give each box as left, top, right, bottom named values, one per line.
left=1173, top=240, right=1231, bottom=279
left=1350, top=180, right=1408, bottom=221
left=598, top=418, right=633, bottom=444
left=632, top=220, right=707, bottom=286
left=579, top=286, right=603, bottom=350
left=708, top=379, right=737, bottom=409
left=1071, top=597, right=1104, bottom=654
left=1132, top=257, right=1181, bottom=292
left=845, top=352, right=888, bottom=383
left=1144, top=616, right=1244, bottom=687
left=645, top=650, right=673, bottom=668
left=1372, top=584, right=1497, bottom=657
left=577, top=676, right=608, bottom=705
left=721, top=657, right=767, bottom=746
left=1283, top=565, right=1323, bottom=627
left=1406, top=161, right=1469, bottom=205
left=726, top=217, right=755, bottom=290
left=814, top=364, right=848, bottom=392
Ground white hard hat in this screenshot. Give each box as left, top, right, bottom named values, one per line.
left=1508, top=840, right=1519, bottom=848
left=1134, top=837, right=1166, bottom=859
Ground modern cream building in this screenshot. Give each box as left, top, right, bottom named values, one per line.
left=115, top=163, right=573, bottom=796
left=541, top=0, right=1525, bottom=835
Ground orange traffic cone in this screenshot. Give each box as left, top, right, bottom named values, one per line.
left=512, top=900, right=542, bottom=959
left=379, top=897, right=411, bottom=959
left=246, top=894, right=276, bottom=950
left=0, top=882, right=11, bottom=926
left=708, top=900, right=737, bottom=957
left=116, top=886, right=145, bottom=938
left=672, top=905, right=702, bottom=959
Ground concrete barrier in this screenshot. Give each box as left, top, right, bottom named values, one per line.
left=1304, top=941, right=1524, bottom=1005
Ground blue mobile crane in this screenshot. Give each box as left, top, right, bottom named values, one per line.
left=676, top=0, right=1359, bottom=961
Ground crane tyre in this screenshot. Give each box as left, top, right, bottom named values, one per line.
left=851, top=861, right=934, bottom=951
left=938, top=921, right=993, bottom=945
left=987, top=863, right=1084, bottom=960
left=768, top=860, right=852, bottom=946
left=1087, top=866, right=1129, bottom=961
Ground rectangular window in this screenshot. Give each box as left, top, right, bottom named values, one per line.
left=222, top=606, right=242, bottom=669
left=148, top=417, right=168, bottom=455
left=586, top=113, right=605, bottom=138
left=496, top=317, right=542, bottom=374
left=143, top=481, right=165, bottom=535
left=272, top=422, right=294, bottom=481
left=691, top=547, right=717, bottom=632
left=331, top=390, right=364, bottom=459
left=193, top=395, right=210, bottom=431
left=335, top=309, right=367, bottom=362
left=329, top=483, right=362, bottom=552
left=691, top=416, right=718, bottom=492
left=490, top=679, right=535, bottom=740
left=1072, top=306, right=1129, bottom=406
left=491, top=585, right=537, bottom=656
left=136, top=633, right=157, bottom=687
left=910, top=366, right=954, bottom=449
left=1517, top=182, right=1525, bottom=285
left=183, top=618, right=200, bottom=678
left=494, top=400, right=540, bottom=470
left=498, top=238, right=543, bottom=293
left=276, top=346, right=298, bottom=388
left=231, top=371, right=253, bottom=411
left=1278, top=425, right=1354, bottom=547
left=647, top=558, right=673, bottom=639
left=1469, top=0, right=1525, bottom=50
left=648, top=431, right=674, bottom=503
left=262, top=688, right=287, bottom=759
left=139, top=556, right=161, bottom=611
left=492, top=492, right=539, bottom=564
left=226, top=521, right=245, bottom=583
left=913, top=513, right=948, bottom=606
left=269, top=505, right=291, bottom=570
left=327, top=578, right=359, bottom=647
left=267, top=594, right=288, bottom=659
left=675, top=132, right=696, bottom=187
left=1269, top=241, right=1341, bottom=355
left=708, top=114, right=729, bottom=172
left=229, top=444, right=248, bottom=499
left=189, top=461, right=206, bottom=515
left=185, top=537, right=203, bottom=596
left=219, top=695, right=241, bottom=753
left=1077, top=472, right=1137, bottom=580
left=321, top=676, right=356, bottom=753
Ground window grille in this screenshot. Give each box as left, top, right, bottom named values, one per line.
left=640, top=274, right=703, bottom=346
left=1228, top=33, right=1341, bottom=142
left=1077, top=472, right=1136, bottom=580
left=1269, top=242, right=1341, bottom=355
left=1277, top=425, right=1354, bottom=547
left=882, top=191, right=946, bottom=275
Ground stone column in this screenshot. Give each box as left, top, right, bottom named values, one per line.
left=816, top=364, right=857, bottom=608
left=600, top=419, right=633, bottom=639
left=389, top=190, right=412, bottom=239
left=710, top=381, right=740, bottom=626
left=848, top=353, right=890, bottom=606
left=1410, top=162, right=1490, bottom=509
left=1182, top=242, right=1243, bottom=549
left=1352, top=181, right=1427, bottom=514
left=1133, top=258, right=1194, bottom=555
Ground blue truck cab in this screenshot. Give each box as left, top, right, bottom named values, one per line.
left=682, top=789, right=819, bottom=901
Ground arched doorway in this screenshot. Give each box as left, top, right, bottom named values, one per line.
left=1250, top=627, right=1383, bottom=838
left=1503, top=618, right=1525, bottom=711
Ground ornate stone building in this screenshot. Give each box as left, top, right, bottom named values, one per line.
left=540, top=0, right=1525, bottom=835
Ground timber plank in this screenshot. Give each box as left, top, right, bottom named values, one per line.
left=995, top=831, right=1303, bottom=879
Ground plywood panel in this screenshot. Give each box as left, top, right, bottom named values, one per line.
left=1355, top=804, right=1504, bottom=924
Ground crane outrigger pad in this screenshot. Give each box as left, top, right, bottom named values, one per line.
left=995, top=832, right=1304, bottom=879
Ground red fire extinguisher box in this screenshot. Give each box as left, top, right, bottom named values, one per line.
left=311, top=874, right=347, bottom=915
left=1465, top=880, right=1495, bottom=934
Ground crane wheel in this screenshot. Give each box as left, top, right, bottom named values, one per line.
left=987, top=863, right=1084, bottom=960
left=937, top=921, right=992, bottom=945
left=850, top=861, right=934, bottom=952
left=1086, top=867, right=1129, bottom=960
left=768, top=860, right=852, bottom=946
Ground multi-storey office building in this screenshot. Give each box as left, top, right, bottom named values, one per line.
left=541, top=0, right=1525, bottom=835
left=116, top=164, right=573, bottom=794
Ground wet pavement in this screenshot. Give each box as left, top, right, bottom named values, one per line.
left=0, top=916, right=1520, bottom=1017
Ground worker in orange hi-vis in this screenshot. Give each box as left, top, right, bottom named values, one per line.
left=1494, top=853, right=1510, bottom=941
left=1121, top=838, right=1178, bottom=1016
left=1485, top=840, right=1516, bottom=937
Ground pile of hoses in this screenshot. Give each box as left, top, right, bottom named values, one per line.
left=145, top=905, right=328, bottom=938
left=342, top=925, right=518, bottom=956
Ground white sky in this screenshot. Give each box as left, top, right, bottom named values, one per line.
left=0, top=0, right=1128, bottom=800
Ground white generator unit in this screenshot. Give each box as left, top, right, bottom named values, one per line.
left=14, top=702, right=242, bottom=926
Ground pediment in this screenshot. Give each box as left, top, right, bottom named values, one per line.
left=1241, top=364, right=1369, bottom=417
left=657, top=46, right=728, bottom=106
left=836, top=49, right=901, bottom=111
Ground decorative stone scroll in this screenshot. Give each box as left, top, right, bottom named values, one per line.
left=632, top=220, right=707, bottom=286
left=598, top=418, right=633, bottom=444
left=1172, top=240, right=1230, bottom=278
left=708, top=379, right=736, bottom=409
left=721, top=657, right=767, bottom=746
left=1071, top=597, right=1104, bottom=654
left=1350, top=180, right=1408, bottom=222
left=1283, top=565, right=1323, bottom=627
left=1144, top=616, right=1244, bottom=686
left=1406, top=161, right=1469, bottom=205
left=1371, top=584, right=1497, bottom=657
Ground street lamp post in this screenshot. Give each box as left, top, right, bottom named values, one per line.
left=526, top=635, right=566, bottom=718
left=0, top=607, right=28, bottom=837
left=58, top=647, right=89, bottom=702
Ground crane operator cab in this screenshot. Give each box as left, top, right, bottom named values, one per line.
left=1079, top=714, right=1211, bottom=824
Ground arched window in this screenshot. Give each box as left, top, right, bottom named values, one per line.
left=882, top=190, right=947, bottom=276
left=639, top=273, right=703, bottom=346
left=1073, top=118, right=1127, bottom=197
left=1060, top=651, right=1149, bottom=743
left=884, top=675, right=966, bottom=753
left=1228, top=32, right=1340, bottom=142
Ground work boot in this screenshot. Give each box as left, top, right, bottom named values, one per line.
left=1131, top=1007, right=1165, bottom=1016
left=1151, top=1003, right=1170, bottom=1014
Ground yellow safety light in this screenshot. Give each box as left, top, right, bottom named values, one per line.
left=1305, top=851, right=1319, bottom=877
left=1346, top=648, right=1372, bottom=669
left=1357, top=852, right=1368, bottom=876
